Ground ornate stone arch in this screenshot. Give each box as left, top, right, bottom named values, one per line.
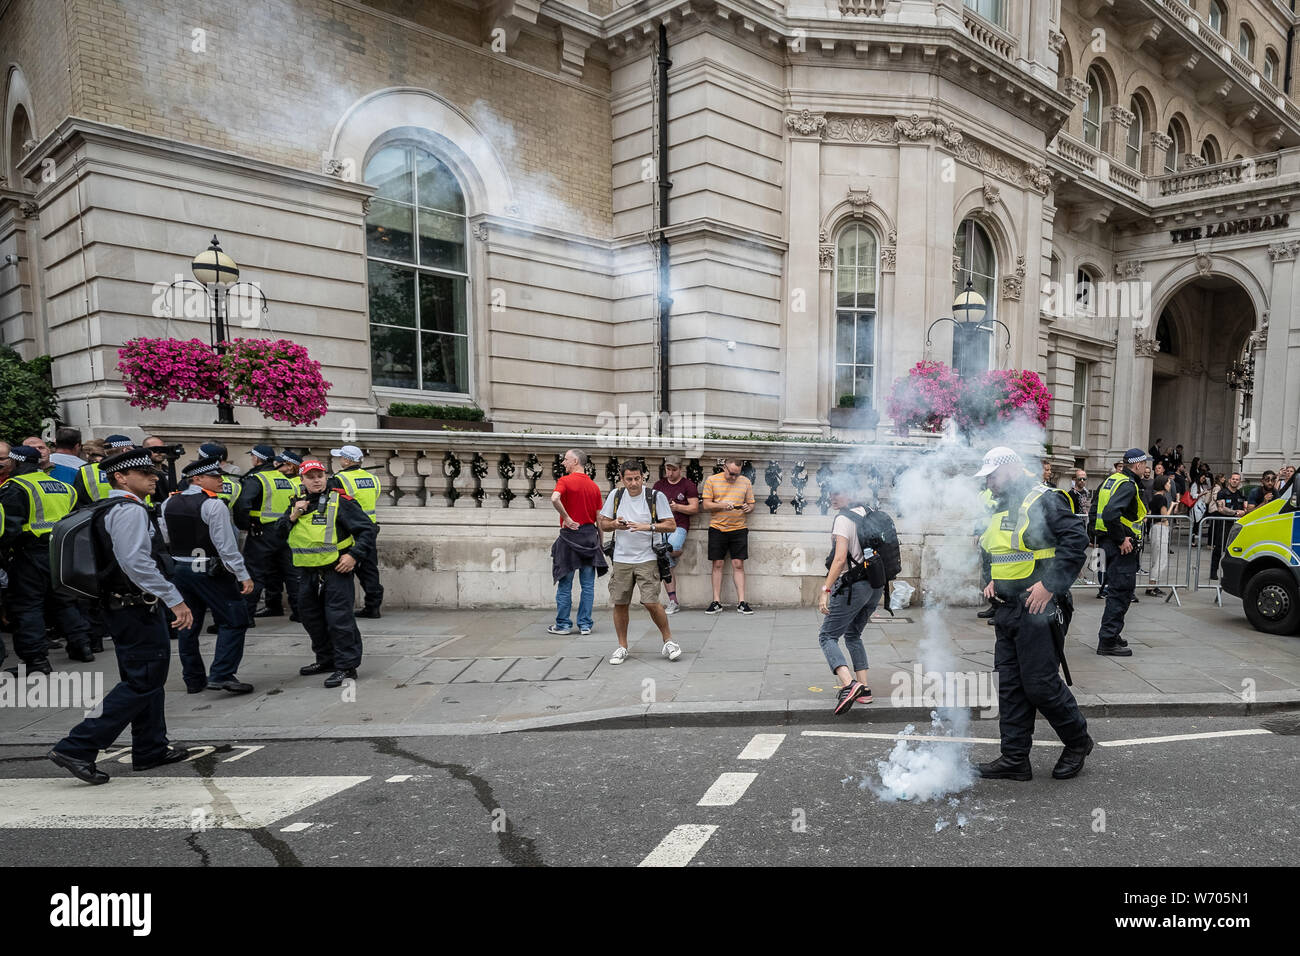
left=328, top=88, right=517, bottom=217
left=1149, top=254, right=1267, bottom=338
left=819, top=195, right=897, bottom=272
left=953, top=190, right=1019, bottom=273
left=3, top=64, right=37, bottom=186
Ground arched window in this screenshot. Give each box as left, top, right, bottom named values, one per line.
left=364, top=144, right=470, bottom=394
left=963, top=0, right=1005, bottom=28
left=1125, top=96, right=1145, bottom=169
left=1238, top=23, right=1254, bottom=61
left=1076, top=266, right=1098, bottom=315
left=1165, top=121, right=1185, bottom=173
left=1083, top=68, right=1105, bottom=148
left=1200, top=137, right=1220, bottom=165
left=9, top=105, right=32, bottom=183
left=1209, top=1, right=1224, bottom=35
left=953, top=219, right=996, bottom=378
left=1264, top=49, right=1279, bottom=84
left=834, top=224, right=879, bottom=407
left=1156, top=311, right=1177, bottom=356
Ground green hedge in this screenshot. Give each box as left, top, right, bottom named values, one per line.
left=0, top=346, right=58, bottom=440
left=387, top=402, right=485, bottom=421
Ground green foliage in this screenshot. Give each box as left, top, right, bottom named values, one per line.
left=387, top=402, right=485, bottom=421
left=0, top=346, right=58, bottom=441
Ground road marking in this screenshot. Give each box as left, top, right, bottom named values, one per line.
left=0, top=776, right=371, bottom=829
left=737, top=734, right=785, bottom=760
left=639, top=824, right=718, bottom=867
left=223, top=745, right=265, bottom=763
left=804, top=730, right=997, bottom=745
left=1099, top=729, right=1273, bottom=747
left=386, top=774, right=413, bottom=783
left=280, top=822, right=313, bottom=832
left=697, top=772, right=758, bottom=806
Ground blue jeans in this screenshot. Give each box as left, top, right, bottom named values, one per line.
left=556, top=565, right=596, bottom=631
left=666, top=527, right=688, bottom=567
left=174, top=563, right=251, bottom=688
left=817, top=582, right=881, bottom=675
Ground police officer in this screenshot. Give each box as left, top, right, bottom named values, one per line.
left=0, top=445, right=94, bottom=670
left=235, top=446, right=302, bottom=621
left=277, top=458, right=375, bottom=687
left=46, top=447, right=194, bottom=785
left=159, top=457, right=255, bottom=694
left=71, top=434, right=132, bottom=508
left=328, top=444, right=383, bottom=618
left=973, top=446, right=1094, bottom=781
left=1094, top=448, right=1150, bottom=657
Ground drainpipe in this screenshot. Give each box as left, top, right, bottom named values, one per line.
left=656, top=22, right=673, bottom=433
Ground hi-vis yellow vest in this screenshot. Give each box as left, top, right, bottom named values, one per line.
left=8, top=473, right=76, bottom=537
left=334, top=468, right=381, bottom=523
left=1094, top=472, right=1147, bottom=541
left=981, top=483, right=1073, bottom=582
left=287, top=491, right=355, bottom=567
left=252, top=471, right=300, bottom=523
left=78, top=462, right=111, bottom=503
left=218, top=475, right=242, bottom=510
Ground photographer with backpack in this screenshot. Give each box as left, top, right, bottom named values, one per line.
left=818, top=476, right=901, bottom=716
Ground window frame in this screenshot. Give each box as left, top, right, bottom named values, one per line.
left=833, top=223, right=881, bottom=409
left=1083, top=68, right=1104, bottom=148
left=1125, top=96, right=1145, bottom=169
left=1071, top=359, right=1090, bottom=450
left=963, top=0, right=1006, bottom=29
left=1209, top=1, right=1224, bottom=35
left=952, top=219, right=997, bottom=378
left=1238, top=23, right=1254, bottom=61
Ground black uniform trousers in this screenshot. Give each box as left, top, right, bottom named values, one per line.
left=298, top=564, right=363, bottom=670
left=1098, top=538, right=1138, bottom=646
left=173, top=563, right=250, bottom=690
left=244, top=528, right=300, bottom=616
left=353, top=540, right=384, bottom=612
left=6, top=543, right=91, bottom=661
left=54, top=602, right=172, bottom=763
left=994, top=593, right=1089, bottom=760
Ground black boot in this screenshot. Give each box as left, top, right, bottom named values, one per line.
left=89, top=636, right=105, bottom=654
left=254, top=605, right=284, bottom=618
left=1096, top=643, right=1133, bottom=657
left=977, top=754, right=1032, bottom=780
left=358, top=607, right=382, bottom=619
left=67, top=644, right=95, bottom=663
left=1052, top=736, right=1095, bottom=779
left=24, top=657, right=53, bottom=675
left=976, top=604, right=996, bottom=619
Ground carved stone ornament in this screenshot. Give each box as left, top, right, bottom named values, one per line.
left=1267, top=240, right=1299, bottom=261
left=982, top=183, right=1001, bottom=208
left=1002, top=255, right=1026, bottom=300
left=1108, top=105, right=1135, bottom=128
left=785, top=109, right=827, bottom=138
left=472, top=223, right=488, bottom=242
left=1048, top=31, right=1066, bottom=54
left=1023, top=163, right=1053, bottom=193
left=894, top=114, right=963, bottom=148
left=880, top=230, right=897, bottom=273
left=847, top=187, right=872, bottom=216
left=953, top=255, right=963, bottom=280
left=1195, top=253, right=1212, bottom=276
left=1151, top=130, right=1173, bottom=151
left=322, top=157, right=345, bottom=177
left=18, top=200, right=39, bottom=220
left=818, top=228, right=828, bottom=242
left=819, top=244, right=835, bottom=270
left=824, top=115, right=896, bottom=143
left=1247, top=311, right=1270, bottom=350
left=1134, top=336, right=1160, bottom=357
left=1065, top=76, right=1090, bottom=101
left=1184, top=154, right=1208, bottom=169
left=1114, top=260, right=1145, bottom=279
left=361, top=197, right=373, bottom=216
left=0, top=174, right=7, bottom=188
left=21, top=139, right=38, bottom=155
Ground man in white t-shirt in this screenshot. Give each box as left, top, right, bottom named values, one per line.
left=598, top=460, right=680, bottom=665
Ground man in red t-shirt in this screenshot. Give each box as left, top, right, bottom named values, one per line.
left=652, top=456, right=699, bottom=614
left=549, top=448, right=607, bottom=635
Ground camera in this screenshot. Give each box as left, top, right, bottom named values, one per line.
left=652, top=539, right=674, bottom=582
left=153, top=443, right=185, bottom=461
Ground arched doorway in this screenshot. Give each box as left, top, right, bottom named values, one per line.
left=1148, top=275, right=1256, bottom=473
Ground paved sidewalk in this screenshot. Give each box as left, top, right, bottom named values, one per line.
left=2, top=585, right=1298, bottom=742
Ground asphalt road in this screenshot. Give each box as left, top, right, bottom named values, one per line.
left=0, top=714, right=1296, bottom=867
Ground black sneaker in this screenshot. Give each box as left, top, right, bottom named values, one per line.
left=976, top=605, right=996, bottom=619
left=704, top=601, right=723, bottom=614
left=1096, top=643, right=1133, bottom=657
left=736, top=601, right=754, bottom=615
left=835, top=681, right=865, bottom=715
left=977, top=754, right=1032, bottom=781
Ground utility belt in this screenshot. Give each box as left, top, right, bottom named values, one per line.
left=105, top=591, right=160, bottom=611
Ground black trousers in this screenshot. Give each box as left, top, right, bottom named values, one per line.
left=173, top=564, right=250, bottom=689
left=298, top=565, right=363, bottom=670
left=244, top=530, right=300, bottom=615
left=6, top=543, right=90, bottom=660
left=54, top=603, right=172, bottom=762
left=353, top=544, right=384, bottom=611
left=994, top=594, right=1089, bottom=760
left=1209, top=521, right=1229, bottom=578
left=1098, top=538, right=1138, bottom=646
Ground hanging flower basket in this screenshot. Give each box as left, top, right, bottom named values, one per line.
left=886, top=361, right=1054, bottom=435
left=117, top=336, right=331, bottom=425
left=886, top=361, right=963, bottom=433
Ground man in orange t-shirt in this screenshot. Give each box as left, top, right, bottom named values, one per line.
left=549, top=448, right=607, bottom=635
left=700, top=458, right=755, bottom=614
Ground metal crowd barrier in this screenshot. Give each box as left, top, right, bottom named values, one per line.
left=1194, top=514, right=1241, bottom=607
left=1071, top=514, right=1192, bottom=606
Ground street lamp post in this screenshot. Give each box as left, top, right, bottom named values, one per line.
left=167, top=235, right=268, bottom=425
left=925, top=278, right=1012, bottom=361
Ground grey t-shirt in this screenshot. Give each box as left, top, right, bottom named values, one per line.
left=601, top=488, right=672, bottom=565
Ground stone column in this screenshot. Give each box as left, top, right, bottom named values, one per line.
left=1245, top=242, right=1298, bottom=468
left=1147, top=130, right=1172, bottom=176
left=1104, top=104, right=1135, bottom=163
left=782, top=110, right=826, bottom=433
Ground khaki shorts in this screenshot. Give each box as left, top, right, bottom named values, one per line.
left=608, top=560, right=662, bottom=606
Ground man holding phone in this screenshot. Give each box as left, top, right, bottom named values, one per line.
left=700, top=458, right=756, bottom=614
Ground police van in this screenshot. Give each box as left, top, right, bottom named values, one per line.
left=1220, top=479, right=1300, bottom=635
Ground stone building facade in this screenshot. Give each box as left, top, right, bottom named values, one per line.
left=2, top=0, right=1297, bottom=477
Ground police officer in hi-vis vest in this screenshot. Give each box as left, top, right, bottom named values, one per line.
left=327, top=444, right=383, bottom=618
left=1093, top=448, right=1151, bottom=657
left=0, top=445, right=94, bottom=671
left=973, top=446, right=1095, bottom=782
left=275, top=459, right=376, bottom=688
left=234, top=445, right=302, bottom=621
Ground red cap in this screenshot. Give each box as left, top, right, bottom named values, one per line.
left=300, top=459, right=327, bottom=474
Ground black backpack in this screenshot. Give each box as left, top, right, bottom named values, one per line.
left=825, top=503, right=901, bottom=577
left=48, top=497, right=141, bottom=601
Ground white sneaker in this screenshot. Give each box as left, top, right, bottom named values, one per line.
left=580, top=627, right=592, bottom=635
left=662, top=640, right=682, bottom=661
left=609, top=646, right=629, bottom=665
left=665, top=600, right=680, bottom=615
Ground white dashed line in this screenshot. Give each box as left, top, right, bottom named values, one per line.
left=1098, top=729, right=1273, bottom=747
left=386, top=774, right=413, bottom=783
left=638, top=825, right=718, bottom=867
left=280, top=822, right=313, bottom=832
left=803, top=730, right=998, bottom=745
left=737, top=734, right=786, bottom=760
left=697, top=772, right=758, bottom=806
